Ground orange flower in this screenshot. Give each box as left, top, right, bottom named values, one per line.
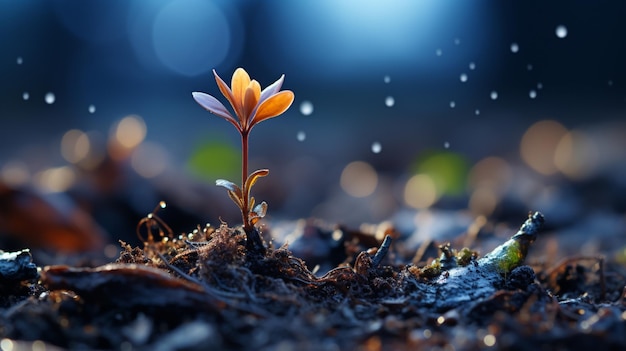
left=191, top=68, right=294, bottom=246
left=192, top=68, right=294, bottom=134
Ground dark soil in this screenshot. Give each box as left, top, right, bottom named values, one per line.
left=1, top=213, right=625, bottom=351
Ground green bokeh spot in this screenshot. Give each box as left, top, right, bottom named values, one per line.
left=188, top=140, right=239, bottom=182
left=411, top=151, right=469, bottom=196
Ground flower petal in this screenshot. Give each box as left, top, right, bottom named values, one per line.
left=242, top=80, right=261, bottom=126
left=250, top=90, right=294, bottom=127
left=213, top=69, right=241, bottom=120
left=231, top=68, right=251, bottom=114
left=259, top=74, right=285, bottom=104
left=192, top=92, right=241, bottom=131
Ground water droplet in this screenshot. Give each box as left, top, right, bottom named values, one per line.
left=444, top=141, right=450, bottom=149
left=16, top=57, right=23, bottom=65
left=454, top=38, right=460, bottom=45
left=371, top=142, right=382, bottom=154
left=22, top=92, right=29, bottom=100
left=527, top=64, right=533, bottom=71
left=436, top=49, right=442, bottom=56
left=296, top=131, right=306, bottom=142
left=510, top=42, right=519, bottom=53
left=529, top=90, right=537, bottom=99
left=299, top=101, right=314, bottom=116
left=383, top=75, right=391, bottom=84
left=385, top=96, right=395, bottom=107
left=475, top=109, right=480, bottom=115
left=460, top=73, right=468, bottom=82
left=449, top=101, right=456, bottom=108
left=88, top=105, right=96, bottom=114
left=45, top=92, right=56, bottom=104
left=469, top=62, right=476, bottom=70
left=490, top=91, right=498, bottom=100
left=537, top=82, right=543, bottom=90
left=556, top=25, right=568, bottom=38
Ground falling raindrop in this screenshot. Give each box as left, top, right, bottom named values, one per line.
left=460, top=73, right=468, bottom=82
left=436, top=49, right=442, bottom=56
left=16, top=57, right=23, bottom=65
left=300, top=101, right=314, bottom=116
left=371, top=142, right=382, bottom=154
left=296, top=131, right=306, bottom=142
left=88, top=105, right=96, bottom=114
left=537, top=82, right=543, bottom=90
left=510, top=43, right=519, bottom=53
left=444, top=141, right=450, bottom=149
left=490, top=91, right=498, bottom=100
left=475, top=109, right=480, bottom=115
left=555, top=25, right=568, bottom=38
left=527, top=64, right=533, bottom=71
left=449, top=101, right=456, bottom=108
left=454, top=38, right=460, bottom=45
left=22, top=92, right=29, bottom=100
left=383, top=75, right=391, bottom=84
left=45, top=92, right=56, bottom=104
left=385, top=96, right=395, bottom=107
left=529, top=90, right=537, bottom=99
left=469, top=62, right=476, bottom=70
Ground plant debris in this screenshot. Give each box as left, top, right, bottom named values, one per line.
left=0, top=211, right=623, bottom=350
left=0, top=249, right=37, bottom=282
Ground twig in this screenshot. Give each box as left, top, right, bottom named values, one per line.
left=372, top=235, right=392, bottom=267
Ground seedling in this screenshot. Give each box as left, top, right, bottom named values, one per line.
left=192, top=68, right=294, bottom=253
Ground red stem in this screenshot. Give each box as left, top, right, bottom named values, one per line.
left=241, top=131, right=250, bottom=230
left=241, top=131, right=249, bottom=186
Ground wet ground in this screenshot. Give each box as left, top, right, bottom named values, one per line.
left=0, top=206, right=625, bottom=350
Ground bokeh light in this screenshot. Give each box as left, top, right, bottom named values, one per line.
left=467, top=157, right=512, bottom=195
left=109, top=115, right=147, bottom=160
left=468, top=186, right=498, bottom=216
left=555, top=25, right=568, bottom=38
left=44, top=92, right=55, bottom=104
left=126, top=0, right=242, bottom=76
left=520, top=120, right=568, bottom=175
left=35, top=166, right=76, bottom=193
left=187, top=140, right=239, bottom=182
left=61, top=129, right=91, bottom=164
left=1, top=161, right=30, bottom=187
left=152, top=0, right=232, bottom=76
left=413, top=151, right=469, bottom=196
left=554, top=130, right=598, bottom=180
left=131, top=142, right=169, bottom=178
left=404, top=174, right=438, bottom=209
left=340, top=161, right=378, bottom=198
left=300, top=101, right=314, bottom=116
left=115, top=115, right=147, bottom=149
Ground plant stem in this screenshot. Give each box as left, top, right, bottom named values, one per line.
left=240, top=131, right=265, bottom=255
left=241, top=131, right=250, bottom=230
left=241, top=131, right=249, bottom=186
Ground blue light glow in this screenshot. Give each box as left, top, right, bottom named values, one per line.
left=258, top=0, right=488, bottom=80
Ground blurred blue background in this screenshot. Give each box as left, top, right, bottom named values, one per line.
left=1, top=0, right=625, bottom=252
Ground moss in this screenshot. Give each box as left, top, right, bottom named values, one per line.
left=456, top=247, right=477, bottom=267
left=495, top=240, right=524, bottom=274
